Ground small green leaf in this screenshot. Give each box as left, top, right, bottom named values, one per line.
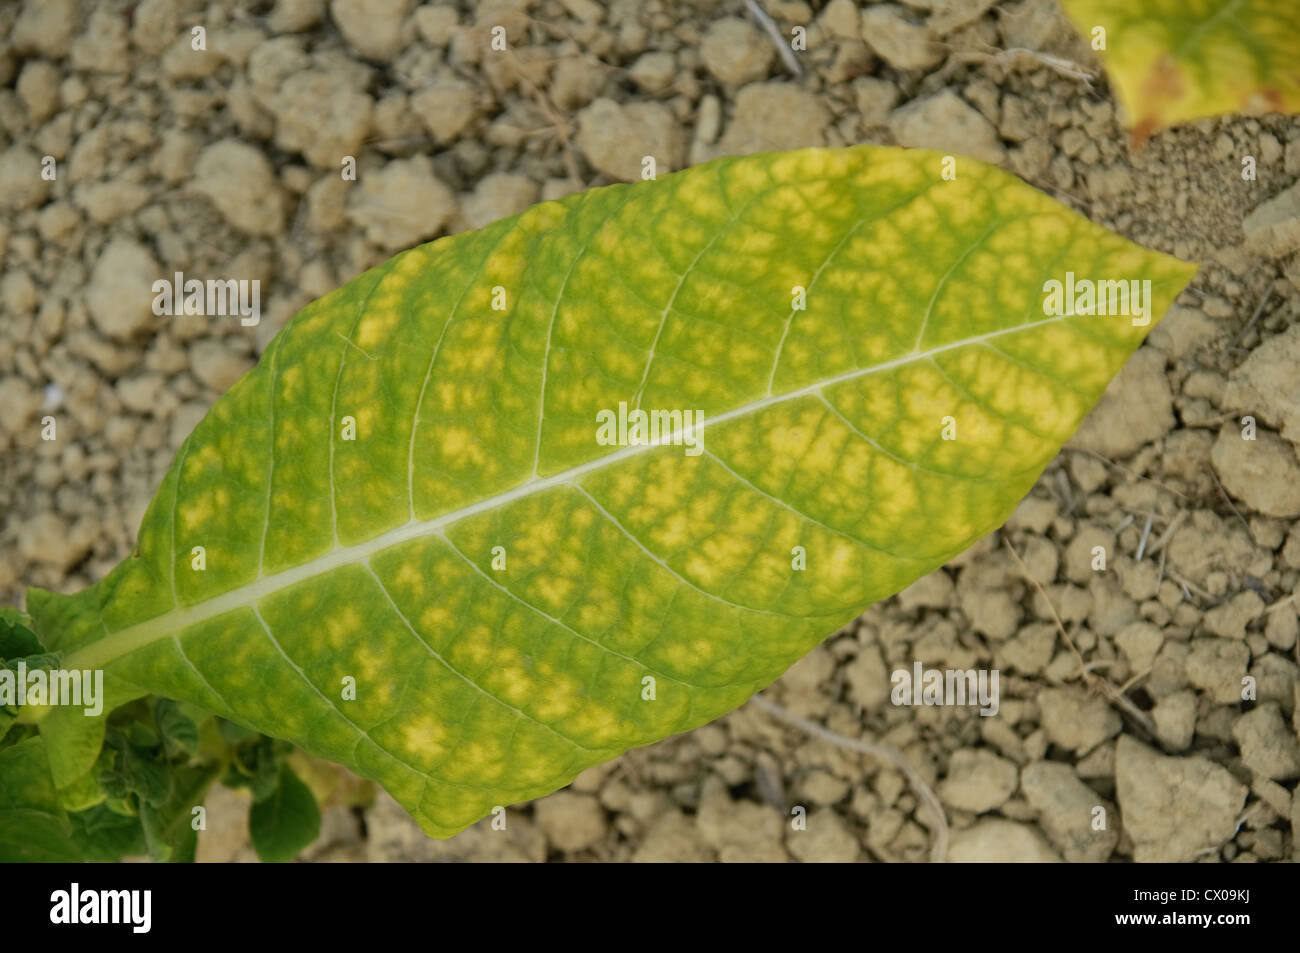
left=154, top=698, right=199, bottom=757
left=108, top=731, right=170, bottom=809
left=224, top=734, right=286, bottom=803
left=0, top=809, right=83, bottom=862
left=55, top=768, right=107, bottom=812
left=0, top=610, right=42, bottom=659
left=22, top=145, right=1198, bottom=838
left=32, top=675, right=139, bottom=791
left=0, top=737, right=83, bottom=862
left=68, top=802, right=147, bottom=861
left=249, top=765, right=320, bottom=863
left=138, top=763, right=216, bottom=863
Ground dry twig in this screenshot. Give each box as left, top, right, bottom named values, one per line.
left=1004, top=538, right=1158, bottom=739
left=749, top=694, right=949, bottom=863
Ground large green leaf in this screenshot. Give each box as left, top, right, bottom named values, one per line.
left=23, top=146, right=1196, bottom=837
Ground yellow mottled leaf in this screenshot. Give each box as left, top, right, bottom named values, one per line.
left=21, top=146, right=1196, bottom=838
left=1061, top=0, right=1300, bottom=139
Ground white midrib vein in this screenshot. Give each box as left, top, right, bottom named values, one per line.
left=65, top=313, right=1072, bottom=672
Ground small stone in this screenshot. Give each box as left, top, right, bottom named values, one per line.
left=887, top=90, right=1006, bottom=165
left=845, top=644, right=890, bottom=709
left=851, top=76, right=900, bottom=126
left=1224, top=324, right=1300, bottom=445
left=18, top=512, right=96, bottom=573
left=1211, top=425, right=1300, bottom=518
left=248, top=37, right=312, bottom=106
left=413, top=5, right=458, bottom=46
left=696, top=777, right=787, bottom=862
left=929, top=0, right=999, bottom=36
left=2, top=269, right=37, bottom=316
left=273, top=69, right=374, bottom=168
left=718, top=83, right=831, bottom=155
left=161, top=34, right=222, bottom=81
left=1071, top=347, right=1172, bottom=459
left=1231, top=702, right=1300, bottom=781
left=1115, top=556, right=1160, bottom=601
left=1020, top=761, right=1118, bottom=862
left=540, top=177, right=582, bottom=202
left=1151, top=690, right=1197, bottom=750
left=190, top=340, right=254, bottom=393
left=1115, top=735, right=1247, bottom=862
left=1064, top=523, right=1113, bottom=584
left=628, top=52, right=676, bottom=93
left=1264, top=604, right=1298, bottom=650
left=632, top=809, right=713, bottom=862
left=786, top=809, right=860, bottom=862
left=306, top=174, right=349, bottom=233
left=1185, top=637, right=1250, bottom=704
left=74, top=181, right=152, bottom=225
left=999, top=622, right=1056, bottom=675
left=897, top=569, right=953, bottom=610
left=193, top=140, right=287, bottom=237
left=0, top=378, right=41, bottom=437
left=938, top=748, right=1018, bottom=813
left=270, top=0, right=327, bottom=34
left=1007, top=495, right=1058, bottom=534
left=411, top=76, right=484, bottom=144
left=948, top=818, right=1060, bottom=862
left=558, top=0, right=603, bottom=23
left=1202, top=590, right=1264, bottom=640
left=345, top=155, right=456, bottom=250
left=330, top=0, right=412, bottom=60
left=576, top=98, right=683, bottom=182
left=700, top=18, right=774, bottom=86
left=70, top=9, right=130, bottom=73
left=818, top=0, right=862, bottom=39
left=152, top=131, right=201, bottom=186
left=1114, top=620, right=1163, bottom=672
left=86, top=239, right=161, bottom=341
left=533, top=791, right=607, bottom=852
left=861, top=4, right=943, bottom=71
left=16, top=60, right=61, bottom=124
left=1037, top=686, right=1121, bottom=754
left=11, top=0, right=77, bottom=58
left=800, top=768, right=850, bottom=806
left=959, top=584, right=1020, bottom=640
left=0, top=146, right=51, bottom=211
left=459, top=173, right=538, bottom=230
left=132, top=0, right=181, bottom=53
left=1148, top=305, right=1221, bottom=359
left=551, top=58, right=607, bottom=108
left=116, top=374, right=165, bottom=415
left=1242, top=180, right=1300, bottom=258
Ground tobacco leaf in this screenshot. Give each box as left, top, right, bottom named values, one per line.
left=21, top=146, right=1196, bottom=837
left=1060, top=0, right=1300, bottom=139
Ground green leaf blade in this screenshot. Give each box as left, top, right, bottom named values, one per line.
left=29, top=146, right=1196, bottom=837
left=249, top=765, right=321, bottom=863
